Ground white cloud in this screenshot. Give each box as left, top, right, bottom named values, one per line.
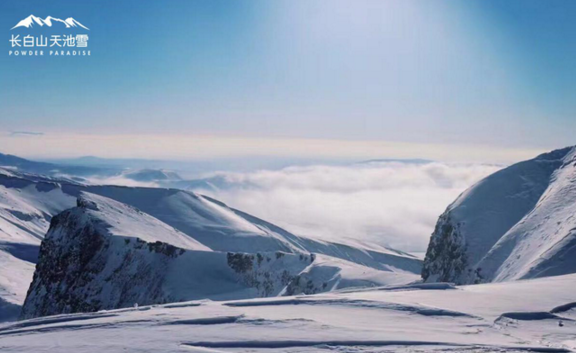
left=195, top=162, right=501, bottom=252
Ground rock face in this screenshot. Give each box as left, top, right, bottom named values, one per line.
left=422, top=146, right=576, bottom=284
left=421, top=213, right=468, bottom=283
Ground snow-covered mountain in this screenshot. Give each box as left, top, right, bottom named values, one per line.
left=0, top=164, right=421, bottom=320
left=12, top=15, right=89, bottom=30
left=422, top=146, right=576, bottom=284
left=20, top=193, right=299, bottom=318
left=21, top=192, right=419, bottom=318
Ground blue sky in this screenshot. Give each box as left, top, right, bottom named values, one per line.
left=0, top=0, right=575, bottom=160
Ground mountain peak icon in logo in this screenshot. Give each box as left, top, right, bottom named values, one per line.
left=11, top=15, right=89, bottom=30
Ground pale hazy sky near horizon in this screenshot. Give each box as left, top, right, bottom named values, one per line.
left=0, top=132, right=549, bottom=164
left=1, top=0, right=575, bottom=162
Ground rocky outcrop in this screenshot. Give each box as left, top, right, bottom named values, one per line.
left=21, top=204, right=178, bottom=318
left=226, top=252, right=315, bottom=297
left=421, top=213, right=470, bottom=283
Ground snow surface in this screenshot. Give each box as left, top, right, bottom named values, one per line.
left=0, top=174, right=76, bottom=244
left=0, top=172, right=77, bottom=320
left=0, top=251, right=34, bottom=308
left=74, top=193, right=210, bottom=251
left=477, top=147, right=576, bottom=281
left=2, top=274, right=576, bottom=352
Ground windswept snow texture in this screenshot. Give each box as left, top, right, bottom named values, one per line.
left=423, top=146, right=576, bottom=284
left=21, top=193, right=420, bottom=318
left=3, top=274, right=576, bottom=352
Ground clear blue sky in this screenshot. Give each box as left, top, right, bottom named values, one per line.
left=0, top=0, right=575, bottom=159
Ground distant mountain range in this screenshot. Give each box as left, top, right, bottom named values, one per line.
left=0, top=152, right=117, bottom=178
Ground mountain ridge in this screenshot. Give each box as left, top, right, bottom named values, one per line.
left=422, top=145, right=576, bottom=284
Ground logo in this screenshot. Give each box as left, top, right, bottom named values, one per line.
left=12, top=15, right=89, bottom=30
left=8, top=14, right=91, bottom=57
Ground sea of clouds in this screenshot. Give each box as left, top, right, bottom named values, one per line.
left=191, top=161, right=501, bottom=252
left=88, top=161, right=501, bottom=253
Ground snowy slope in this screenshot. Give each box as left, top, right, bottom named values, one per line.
left=80, top=186, right=422, bottom=273
left=73, top=193, right=209, bottom=251
left=22, top=193, right=419, bottom=318
left=0, top=170, right=76, bottom=244
left=83, top=186, right=305, bottom=254
left=423, top=146, right=576, bottom=284
left=282, top=254, right=418, bottom=295
left=476, top=147, right=576, bottom=282
left=4, top=274, right=576, bottom=352
left=0, top=170, right=78, bottom=321
left=0, top=250, right=34, bottom=321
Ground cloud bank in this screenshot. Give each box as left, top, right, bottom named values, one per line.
left=195, top=162, right=501, bottom=252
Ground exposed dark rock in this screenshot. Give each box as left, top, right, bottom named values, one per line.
left=421, top=213, right=468, bottom=284
left=227, top=253, right=254, bottom=273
